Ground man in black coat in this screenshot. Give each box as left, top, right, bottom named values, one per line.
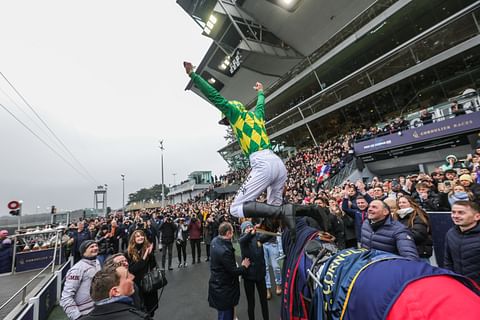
left=444, top=201, right=480, bottom=285
left=209, top=222, right=251, bottom=320
left=79, top=265, right=151, bottom=320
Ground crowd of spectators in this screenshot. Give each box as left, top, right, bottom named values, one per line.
left=354, top=99, right=477, bottom=142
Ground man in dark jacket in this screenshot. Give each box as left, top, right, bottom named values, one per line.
left=342, top=193, right=369, bottom=245
left=239, top=221, right=269, bottom=320
left=361, top=200, right=419, bottom=260
left=444, top=201, right=480, bottom=285
left=73, top=222, right=92, bottom=263
left=79, top=265, right=151, bottom=320
left=209, top=222, right=251, bottom=320
left=95, top=225, right=113, bottom=266
left=158, top=216, right=176, bottom=270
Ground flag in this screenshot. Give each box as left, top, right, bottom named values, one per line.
left=317, top=163, right=331, bottom=183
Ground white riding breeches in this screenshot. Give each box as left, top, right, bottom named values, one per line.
left=230, top=149, right=287, bottom=218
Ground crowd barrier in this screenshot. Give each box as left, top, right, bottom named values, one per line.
left=427, top=211, right=453, bottom=268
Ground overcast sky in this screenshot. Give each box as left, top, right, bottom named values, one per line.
left=0, top=1, right=230, bottom=215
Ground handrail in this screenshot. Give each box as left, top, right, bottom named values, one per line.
left=0, top=261, right=54, bottom=311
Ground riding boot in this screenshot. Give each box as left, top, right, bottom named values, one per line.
left=294, top=204, right=330, bottom=232
left=242, top=201, right=297, bottom=241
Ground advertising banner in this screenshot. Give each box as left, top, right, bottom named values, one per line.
left=427, top=211, right=453, bottom=268
left=354, top=112, right=480, bottom=155
left=15, top=247, right=65, bottom=272
left=38, top=278, right=57, bottom=320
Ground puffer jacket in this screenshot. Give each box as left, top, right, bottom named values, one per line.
left=444, top=222, right=480, bottom=285
left=60, top=258, right=101, bottom=320
left=396, top=211, right=433, bottom=258
left=361, top=216, right=419, bottom=260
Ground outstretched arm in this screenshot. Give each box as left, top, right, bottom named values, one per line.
left=254, top=82, right=265, bottom=119
left=183, top=61, right=234, bottom=118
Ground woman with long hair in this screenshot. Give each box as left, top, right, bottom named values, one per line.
left=126, top=229, right=158, bottom=316
left=394, top=195, right=433, bottom=261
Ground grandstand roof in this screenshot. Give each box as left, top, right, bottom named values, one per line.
left=179, top=0, right=378, bottom=107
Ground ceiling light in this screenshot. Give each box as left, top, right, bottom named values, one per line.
left=206, top=21, right=214, bottom=29
left=267, top=0, right=302, bottom=12
left=204, top=27, right=211, bottom=35
left=209, top=15, right=217, bottom=24
left=219, top=63, right=227, bottom=70
left=208, top=78, right=216, bottom=84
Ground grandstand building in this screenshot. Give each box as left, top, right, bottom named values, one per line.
left=178, top=0, right=480, bottom=180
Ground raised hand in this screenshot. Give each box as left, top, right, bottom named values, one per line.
left=253, top=82, right=263, bottom=92
left=183, top=61, right=194, bottom=75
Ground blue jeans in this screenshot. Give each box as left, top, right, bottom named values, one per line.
left=276, top=235, right=284, bottom=256
left=217, top=308, right=234, bottom=320
left=263, top=242, right=282, bottom=288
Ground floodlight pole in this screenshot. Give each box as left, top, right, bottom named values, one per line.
left=159, top=140, right=165, bottom=208
left=121, top=174, right=125, bottom=214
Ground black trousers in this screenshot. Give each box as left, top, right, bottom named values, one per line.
left=206, top=244, right=211, bottom=259
left=161, top=242, right=173, bottom=268
left=176, top=240, right=187, bottom=264
left=243, top=278, right=269, bottom=320
left=190, top=239, right=201, bottom=262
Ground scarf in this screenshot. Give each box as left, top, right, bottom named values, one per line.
left=448, top=192, right=469, bottom=206
left=397, top=207, right=414, bottom=219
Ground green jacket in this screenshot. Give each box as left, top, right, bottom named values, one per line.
left=190, top=72, right=271, bottom=157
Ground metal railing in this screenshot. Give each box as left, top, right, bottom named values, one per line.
left=9, top=229, right=64, bottom=275
left=323, top=159, right=357, bottom=190
left=0, top=261, right=53, bottom=311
